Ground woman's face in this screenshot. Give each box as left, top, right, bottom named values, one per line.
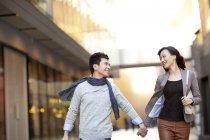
left=159, top=49, right=176, bottom=69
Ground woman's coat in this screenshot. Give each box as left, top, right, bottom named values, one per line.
left=144, top=69, right=201, bottom=127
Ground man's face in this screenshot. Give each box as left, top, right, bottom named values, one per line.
left=94, top=58, right=111, bottom=78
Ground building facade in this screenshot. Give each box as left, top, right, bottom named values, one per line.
left=0, top=0, right=92, bottom=139
left=192, top=0, right=210, bottom=139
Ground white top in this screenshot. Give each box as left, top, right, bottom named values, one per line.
left=64, top=81, right=142, bottom=139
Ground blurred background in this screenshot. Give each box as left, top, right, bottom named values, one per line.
left=0, top=0, right=209, bottom=140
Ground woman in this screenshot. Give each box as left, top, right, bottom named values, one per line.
left=144, top=46, right=201, bottom=140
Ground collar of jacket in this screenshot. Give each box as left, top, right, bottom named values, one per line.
left=160, top=69, right=187, bottom=96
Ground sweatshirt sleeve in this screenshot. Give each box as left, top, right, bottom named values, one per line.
left=63, top=86, right=81, bottom=131
left=112, top=84, right=143, bottom=125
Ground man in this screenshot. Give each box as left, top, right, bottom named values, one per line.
left=60, top=52, right=147, bottom=140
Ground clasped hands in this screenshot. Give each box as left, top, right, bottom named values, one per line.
left=137, top=123, right=148, bottom=138
left=61, top=124, right=148, bottom=139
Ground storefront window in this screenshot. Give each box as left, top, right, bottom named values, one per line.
left=28, top=59, right=75, bottom=139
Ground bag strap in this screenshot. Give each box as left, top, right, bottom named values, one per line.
left=186, top=70, right=189, bottom=86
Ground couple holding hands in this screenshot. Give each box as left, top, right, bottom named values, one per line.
left=60, top=46, right=201, bottom=140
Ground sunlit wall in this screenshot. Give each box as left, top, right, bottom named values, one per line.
left=29, top=0, right=120, bottom=66
left=29, top=0, right=199, bottom=68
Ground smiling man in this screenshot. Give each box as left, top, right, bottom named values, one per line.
left=60, top=52, right=147, bottom=140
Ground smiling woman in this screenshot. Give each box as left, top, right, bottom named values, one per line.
left=144, top=46, right=201, bottom=140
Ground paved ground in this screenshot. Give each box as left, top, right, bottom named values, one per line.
left=35, top=127, right=198, bottom=140
left=112, top=127, right=198, bottom=140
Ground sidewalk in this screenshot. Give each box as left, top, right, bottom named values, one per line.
left=45, top=127, right=198, bottom=140
left=112, top=127, right=198, bottom=140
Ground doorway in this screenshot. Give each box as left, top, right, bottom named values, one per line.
left=4, top=47, right=29, bottom=140
left=201, top=76, right=210, bottom=135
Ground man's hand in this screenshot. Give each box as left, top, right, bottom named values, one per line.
left=61, top=135, right=68, bottom=140
left=61, top=131, right=69, bottom=140
left=137, top=123, right=148, bottom=138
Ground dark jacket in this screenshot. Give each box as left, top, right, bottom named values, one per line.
left=144, top=69, right=201, bottom=127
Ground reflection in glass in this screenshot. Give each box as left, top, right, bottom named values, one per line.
left=28, top=59, right=75, bottom=139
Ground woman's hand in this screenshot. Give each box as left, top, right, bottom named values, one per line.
left=181, top=96, right=193, bottom=106
left=137, top=123, right=148, bottom=138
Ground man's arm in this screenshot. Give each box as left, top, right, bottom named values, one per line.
left=62, top=86, right=81, bottom=139
left=112, top=84, right=148, bottom=137
left=112, top=84, right=142, bottom=122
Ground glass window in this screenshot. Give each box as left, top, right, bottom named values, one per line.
left=30, top=0, right=52, bottom=16
left=28, top=60, right=40, bottom=139
left=28, top=58, right=77, bottom=139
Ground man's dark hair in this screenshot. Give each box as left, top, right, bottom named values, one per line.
left=158, top=46, right=186, bottom=71
left=89, top=52, right=109, bottom=74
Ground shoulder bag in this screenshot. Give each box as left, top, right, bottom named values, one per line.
left=184, top=70, right=195, bottom=115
